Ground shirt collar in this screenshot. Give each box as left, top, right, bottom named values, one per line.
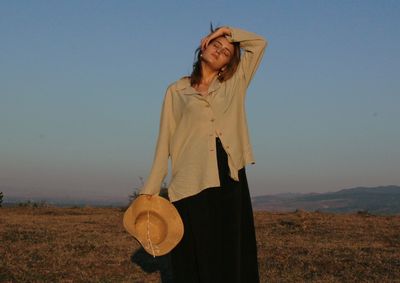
left=176, top=76, right=222, bottom=95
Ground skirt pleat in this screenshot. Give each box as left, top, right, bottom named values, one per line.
left=170, top=137, right=260, bottom=283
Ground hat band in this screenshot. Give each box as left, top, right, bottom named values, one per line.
left=147, top=205, right=160, bottom=258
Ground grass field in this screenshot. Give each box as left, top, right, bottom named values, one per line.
left=1, top=206, right=399, bottom=282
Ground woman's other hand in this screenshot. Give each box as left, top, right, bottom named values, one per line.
left=200, top=26, right=232, bottom=51
left=140, top=194, right=153, bottom=200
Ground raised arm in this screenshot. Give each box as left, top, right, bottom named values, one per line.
left=138, top=87, right=175, bottom=196
left=200, top=26, right=267, bottom=88
left=200, top=26, right=267, bottom=90
left=226, top=26, right=267, bottom=88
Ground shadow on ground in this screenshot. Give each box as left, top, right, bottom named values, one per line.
left=131, top=247, right=174, bottom=283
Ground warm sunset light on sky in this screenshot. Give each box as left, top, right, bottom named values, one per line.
left=1, top=1, right=399, bottom=204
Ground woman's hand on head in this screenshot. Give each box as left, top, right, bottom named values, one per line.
left=200, top=26, right=231, bottom=51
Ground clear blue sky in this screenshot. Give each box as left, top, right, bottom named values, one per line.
left=1, top=0, right=399, bottom=203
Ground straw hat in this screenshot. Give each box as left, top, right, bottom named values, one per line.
left=123, top=194, right=184, bottom=257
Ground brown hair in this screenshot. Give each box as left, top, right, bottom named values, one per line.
left=190, top=23, right=241, bottom=87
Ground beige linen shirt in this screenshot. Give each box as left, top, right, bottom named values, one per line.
left=138, top=26, right=267, bottom=202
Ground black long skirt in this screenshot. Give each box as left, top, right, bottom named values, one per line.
left=170, top=137, right=260, bottom=283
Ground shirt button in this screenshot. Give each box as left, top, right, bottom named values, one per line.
left=205, top=104, right=210, bottom=108
left=226, top=145, right=230, bottom=149
left=210, top=148, right=214, bottom=151
left=210, top=118, right=215, bottom=122
left=219, top=132, right=223, bottom=136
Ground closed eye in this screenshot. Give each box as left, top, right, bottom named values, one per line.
left=213, top=41, right=222, bottom=48
left=213, top=40, right=232, bottom=57
left=222, top=50, right=231, bottom=57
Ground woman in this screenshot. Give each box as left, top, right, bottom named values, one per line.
left=139, top=24, right=267, bottom=283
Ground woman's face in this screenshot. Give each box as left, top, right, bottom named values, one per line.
left=201, top=36, right=235, bottom=71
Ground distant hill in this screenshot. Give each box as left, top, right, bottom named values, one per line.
left=252, top=185, right=400, bottom=215
left=3, top=185, right=400, bottom=214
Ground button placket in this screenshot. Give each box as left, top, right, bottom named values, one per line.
left=207, top=102, right=217, bottom=152
left=209, top=130, right=216, bottom=151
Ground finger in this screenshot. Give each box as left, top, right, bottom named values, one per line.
left=140, top=193, right=152, bottom=199
left=201, top=37, right=208, bottom=49
left=203, top=38, right=210, bottom=49
left=201, top=42, right=207, bottom=51
left=200, top=39, right=205, bottom=51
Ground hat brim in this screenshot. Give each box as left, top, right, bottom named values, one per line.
left=123, top=195, right=184, bottom=256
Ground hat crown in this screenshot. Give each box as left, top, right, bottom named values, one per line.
left=135, top=211, right=167, bottom=244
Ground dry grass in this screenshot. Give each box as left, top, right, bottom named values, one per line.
left=1, top=207, right=399, bottom=282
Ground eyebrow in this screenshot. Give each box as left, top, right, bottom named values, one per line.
left=215, top=39, right=232, bottom=56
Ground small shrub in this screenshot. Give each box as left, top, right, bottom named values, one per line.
left=129, top=178, right=170, bottom=202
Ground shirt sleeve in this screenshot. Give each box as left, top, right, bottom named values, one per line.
left=225, top=26, right=268, bottom=89
left=138, top=87, right=176, bottom=196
